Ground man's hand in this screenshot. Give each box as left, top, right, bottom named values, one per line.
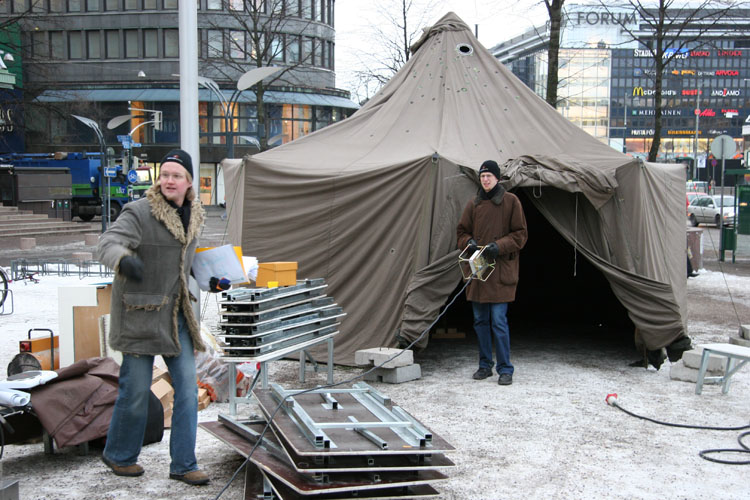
left=119, top=255, right=144, bottom=282
left=209, top=277, right=231, bottom=293
left=467, top=239, right=479, bottom=253
left=484, top=242, right=499, bottom=260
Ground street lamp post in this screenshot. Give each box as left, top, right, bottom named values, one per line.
left=198, top=67, right=282, bottom=158
left=72, top=114, right=108, bottom=232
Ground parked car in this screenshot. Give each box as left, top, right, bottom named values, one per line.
left=688, top=195, right=735, bottom=227
left=686, top=191, right=702, bottom=210
left=686, top=181, right=708, bottom=193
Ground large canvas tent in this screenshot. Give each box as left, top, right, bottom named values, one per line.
left=223, top=12, right=687, bottom=364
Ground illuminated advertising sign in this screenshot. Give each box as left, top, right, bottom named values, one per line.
left=690, top=50, right=710, bottom=57
left=633, top=87, right=677, bottom=96
left=633, top=109, right=683, bottom=116
left=668, top=130, right=701, bottom=135
left=631, top=129, right=655, bottom=136
left=718, top=50, right=742, bottom=56
left=711, top=88, right=741, bottom=97
left=682, top=89, right=702, bottom=96
left=715, top=70, right=739, bottom=76
left=633, top=48, right=688, bottom=59
left=698, top=109, right=716, bottom=117
left=722, top=109, right=739, bottom=114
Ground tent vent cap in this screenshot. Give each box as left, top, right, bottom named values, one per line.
left=456, top=43, right=474, bottom=56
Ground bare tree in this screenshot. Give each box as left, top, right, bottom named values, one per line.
left=203, top=0, right=322, bottom=151
left=544, top=0, right=565, bottom=108
left=347, top=0, right=440, bottom=103
left=601, top=0, right=738, bottom=162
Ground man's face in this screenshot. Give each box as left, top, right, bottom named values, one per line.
left=159, top=162, right=191, bottom=205
left=480, top=172, right=498, bottom=192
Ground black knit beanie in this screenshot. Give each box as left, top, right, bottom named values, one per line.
left=478, top=160, right=501, bottom=180
left=161, top=149, right=193, bottom=178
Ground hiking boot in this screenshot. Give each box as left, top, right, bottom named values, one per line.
left=102, top=455, right=144, bottom=477
left=472, top=367, right=492, bottom=380
left=169, top=470, right=210, bottom=486
left=497, top=373, right=513, bottom=385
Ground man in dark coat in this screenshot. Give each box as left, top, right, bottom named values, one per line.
left=97, top=149, right=210, bottom=485
left=457, top=160, right=528, bottom=385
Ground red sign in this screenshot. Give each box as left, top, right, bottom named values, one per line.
left=715, top=70, right=739, bottom=76
left=718, top=50, right=742, bottom=56
left=690, top=50, right=710, bottom=57
left=699, top=109, right=716, bottom=117
left=722, top=108, right=739, bottom=114
left=682, top=89, right=702, bottom=96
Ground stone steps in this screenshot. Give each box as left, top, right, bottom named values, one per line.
left=0, top=221, right=97, bottom=237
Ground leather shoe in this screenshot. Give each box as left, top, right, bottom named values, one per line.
left=170, top=469, right=210, bottom=486
left=102, top=455, right=144, bottom=477
left=498, top=373, right=513, bottom=385
left=472, top=367, right=492, bottom=380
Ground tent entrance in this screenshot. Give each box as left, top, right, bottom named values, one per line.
left=432, top=191, right=634, bottom=347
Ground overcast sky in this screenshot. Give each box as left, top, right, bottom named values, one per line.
left=334, top=0, right=548, bottom=99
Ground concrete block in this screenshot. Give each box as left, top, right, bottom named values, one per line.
left=84, top=233, right=99, bottom=246
left=682, top=348, right=727, bottom=372
left=19, top=237, right=35, bottom=250
left=739, top=325, right=750, bottom=340
left=729, top=336, right=750, bottom=348
left=71, top=252, right=93, bottom=262
left=363, top=364, right=421, bottom=384
left=355, top=347, right=413, bottom=369
left=669, top=360, right=721, bottom=384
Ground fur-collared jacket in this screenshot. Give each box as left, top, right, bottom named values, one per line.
left=457, top=185, right=528, bottom=304
left=97, top=185, right=206, bottom=356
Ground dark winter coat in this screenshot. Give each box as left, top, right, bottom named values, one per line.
left=96, top=185, right=206, bottom=356
left=457, top=186, right=528, bottom=303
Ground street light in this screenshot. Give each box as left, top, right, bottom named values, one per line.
left=72, top=114, right=109, bottom=232
left=197, top=66, right=282, bottom=158
left=107, top=108, right=163, bottom=173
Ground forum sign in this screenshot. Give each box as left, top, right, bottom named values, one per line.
left=563, top=5, right=641, bottom=48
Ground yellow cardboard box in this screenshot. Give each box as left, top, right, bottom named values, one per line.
left=256, top=262, right=298, bottom=287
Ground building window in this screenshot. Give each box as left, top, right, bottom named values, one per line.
left=86, top=0, right=99, bottom=11
left=50, top=31, right=65, bottom=59
left=69, top=31, right=83, bottom=59
left=11, top=1, right=26, bottom=14
left=144, top=0, right=156, bottom=7
left=32, top=31, right=49, bottom=58
left=286, top=0, right=297, bottom=16
left=125, top=0, right=138, bottom=9
left=327, top=41, right=333, bottom=70
left=303, top=36, right=313, bottom=65
left=207, top=29, right=223, bottom=58
left=164, top=29, right=178, bottom=57
left=301, top=0, right=312, bottom=19
left=250, top=0, right=265, bottom=13
left=31, top=0, right=45, bottom=12
left=106, top=30, right=120, bottom=58
left=87, top=31, right=101, bottom=58
left=144, top=29, right=157, bottom=57
left=270, top=0, right=282, bottom=15
left=68, top=0, right=82, bottom=11
left=50, top=0, right=65, bottom=11
left=125, top=29, right=138, bottom=58
left=230, top=31, right=245, bottom=59
left=229, top=0, right=243, bottom=10
left=163, top=0, right=177, bottom=7
left=316, top=0, right=324, bottom=22
left=319, top=37, right=326, bottom=68
left=105, top=0, right=118, bottom=10
left=207, top=0, right=221, bottom=10
left=271, top=36, right=283, bottom=62
left=287, top=35, right=299, bottom=63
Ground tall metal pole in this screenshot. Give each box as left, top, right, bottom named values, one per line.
left=179, top=0, right=200, bottom=196
left=692, top=81, right=701, bottom=180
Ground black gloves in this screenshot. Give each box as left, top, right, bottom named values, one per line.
left=484, top=242, right=499, bottom=260
left=209, top=277, right=231, bottom=293
left=467, top=239, right=479, bottom=253
left=119, top=255, right=144, bottom=282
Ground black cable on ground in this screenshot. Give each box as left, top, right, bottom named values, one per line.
left=606, top=394, right=750, bottom=465
left=212, top=277, right=473, bottom=499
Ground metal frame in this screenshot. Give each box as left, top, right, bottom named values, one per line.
left=695, top=343, right=750, bottom=394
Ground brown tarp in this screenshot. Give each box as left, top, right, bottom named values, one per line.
left=224, top=12, right=687, bottom=364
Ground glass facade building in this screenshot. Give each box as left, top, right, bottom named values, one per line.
left=491, top=4, right=750, bottom=170
left=0, top=0, right=358, bottom=205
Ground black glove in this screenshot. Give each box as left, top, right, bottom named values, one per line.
left=209, top=277, right=231, bottom=293
left=484, top=242, right=499, bottom=260
left=119, top=255, right=144, bottom=282
left=467, top=239, right=479, bottom=253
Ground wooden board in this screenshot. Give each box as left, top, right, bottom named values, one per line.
left=253, top=390, right=455, bottom=456
left=201, top=421, right=448, bottom=495
left=72, top=284, right=111, bottom=361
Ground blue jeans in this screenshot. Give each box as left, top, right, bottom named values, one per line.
left=472, top=302, right=513, bottom=375
left=103, top=311, right=199, bottom=475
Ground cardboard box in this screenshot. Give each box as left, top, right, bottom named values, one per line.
left=151, top=378, right=174, bottom=409
left=256, top=262, right=298, bottom=287
left=163, top=407, right=173, bottom=429
left=152, top=366, right=171, bottom=385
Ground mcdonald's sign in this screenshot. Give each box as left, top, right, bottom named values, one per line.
left=633, top=87, right=645, bottom=96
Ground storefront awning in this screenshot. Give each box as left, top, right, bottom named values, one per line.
left=34, top=88, right=360, bottom=109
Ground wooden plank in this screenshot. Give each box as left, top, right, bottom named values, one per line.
left=201, top=421, right=448, bottom=496
left=253, top=390, right=454, bottom=456
left=72, top=284, right=111, bottom=361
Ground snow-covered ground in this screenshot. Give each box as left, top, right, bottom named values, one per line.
left=0, top=272, right=748, bottom=499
